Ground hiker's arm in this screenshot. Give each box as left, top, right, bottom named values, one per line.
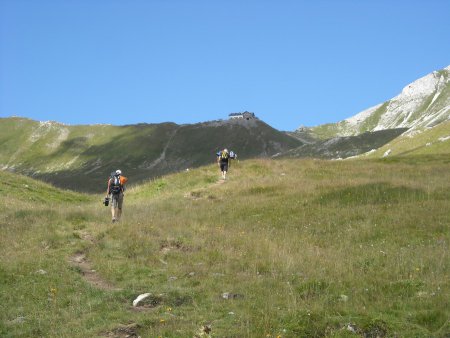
left=106, top=180, right=110, bottom=196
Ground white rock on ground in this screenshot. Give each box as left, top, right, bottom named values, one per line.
left=132, top=293, right=151, bottom=307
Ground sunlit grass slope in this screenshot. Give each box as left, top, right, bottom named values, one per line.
left=364, top=121, right=450, bottom=159
left=1, top=156, right=449, bottom=337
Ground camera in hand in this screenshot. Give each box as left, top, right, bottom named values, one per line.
left=103, top=197, right=109, bottom=206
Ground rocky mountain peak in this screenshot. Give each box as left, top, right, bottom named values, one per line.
left=399, top=68, right=448, bottom=98
left=309, top=65, right=450, bottom=138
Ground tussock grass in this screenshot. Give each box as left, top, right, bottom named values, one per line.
left=1, top=157, right=449, bottom=337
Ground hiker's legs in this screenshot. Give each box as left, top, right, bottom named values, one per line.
left=111, top=207, right=120, bottom=222
left=116, top=193, right=124, bottom=220
left=110, top=194, right=121, bottom=222
left=222, top=162, right=228, bottom=179
left=220, top=163, right=228, bottom=180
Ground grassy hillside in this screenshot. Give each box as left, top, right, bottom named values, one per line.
left=363, top=121, right=450, bottom=159
left=0, top=117, right=301, bottom=193
left=306, top=121, right=349, bottom=140
left=278, top=128, right=408, bottom=159
left=1, top=155, right=449, bottom=337
left=0, top=118, right=178, bottom=191
left=306, top=103, right=392, bottom=141
left=0, top=170, right=91, bottom=204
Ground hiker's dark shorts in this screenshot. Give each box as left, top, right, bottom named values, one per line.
left=220, top=162, right=228, bottom=172
left=111, top=192, right=123, bottom=209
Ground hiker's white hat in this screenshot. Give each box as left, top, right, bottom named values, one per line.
left=116, top=169, right=122, bottom=175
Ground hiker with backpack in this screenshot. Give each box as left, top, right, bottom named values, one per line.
left=105, top=169, right=128, bottom=223
left=216, top=148, right=236, bottom=180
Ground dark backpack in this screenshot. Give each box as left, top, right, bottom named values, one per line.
left=109, top=175, right=122, bottom=195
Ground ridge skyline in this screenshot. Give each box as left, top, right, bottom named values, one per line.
left=2, top=1, right=450, bottom=131
left=5, top=63, right=450, bottom=134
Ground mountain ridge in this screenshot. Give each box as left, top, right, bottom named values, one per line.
left=307, top=65, right=450, bottom=139
left=0, top=116, right=302, bottom=192
left=3, top=65, right=450, bottom=189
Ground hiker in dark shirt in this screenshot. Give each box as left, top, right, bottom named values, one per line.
left=216, top=148, right=235, bottom=180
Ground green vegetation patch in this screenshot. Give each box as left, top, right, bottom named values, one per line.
left=0, top=170, right=91, bottom=203
left=366, top=121, right=450, bottom=159
left=382, top=279, right=425, bottom=298
left=359, top=102, right=389, bottom=133
left=309, top=121, right=348, bottom=140
left=317, top=182, right=428, bottom=205
left=245, top=185, right=282, bottom=196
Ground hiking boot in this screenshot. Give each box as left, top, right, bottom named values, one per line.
left=112, top=218, right=116, bottom=223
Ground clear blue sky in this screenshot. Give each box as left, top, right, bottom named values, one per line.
left=1, top=0, right=449, bottom=131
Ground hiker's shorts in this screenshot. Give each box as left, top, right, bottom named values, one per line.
left=111, top=192, right=123, bottom=209
left=220, top=162, right=228, bottom=172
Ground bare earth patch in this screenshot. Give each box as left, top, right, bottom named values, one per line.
left=69, top=252, right=121, bottom=291
left=100, top=322, right=140, bottom=338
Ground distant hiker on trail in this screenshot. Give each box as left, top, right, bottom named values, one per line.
left=216, top=148, right=236, bottom=180
left=105, top=169, right=128, bottom=223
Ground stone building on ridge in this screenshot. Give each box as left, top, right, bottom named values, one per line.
left=228, top=111, right=256, bottom=120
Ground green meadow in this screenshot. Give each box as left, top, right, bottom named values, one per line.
left=1, top=156, right=449, bottom=337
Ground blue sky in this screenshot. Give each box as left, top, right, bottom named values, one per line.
left=1, top=0, right=449, bottom=131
